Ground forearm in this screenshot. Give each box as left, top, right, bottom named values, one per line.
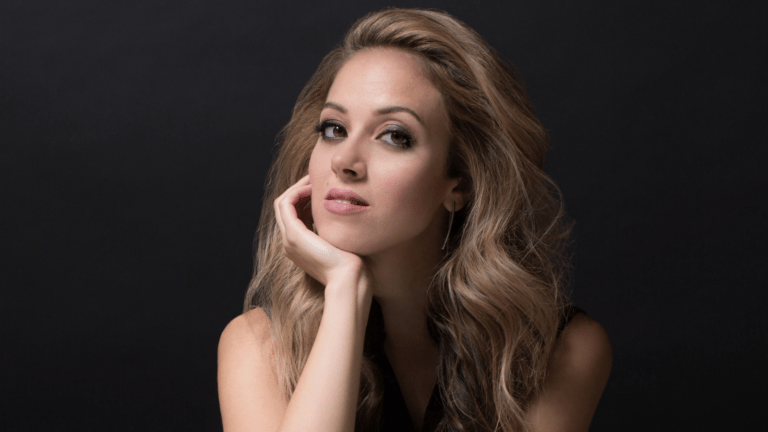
left=276, top=273, right=372, bottom=432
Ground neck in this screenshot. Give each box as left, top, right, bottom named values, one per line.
left=362, top=230, right=445, bottom=355
left=360, top=213, right=446, bottom=428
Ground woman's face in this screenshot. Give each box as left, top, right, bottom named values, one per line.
left=308, top=48, right=461, bottom=256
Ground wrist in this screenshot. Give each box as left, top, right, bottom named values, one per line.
left=323, top=264, right=373, bottom=325
left=324, top=264, right=364, bottom=301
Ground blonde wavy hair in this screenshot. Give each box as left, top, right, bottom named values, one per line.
left=245, top=7, right=572, bottom=432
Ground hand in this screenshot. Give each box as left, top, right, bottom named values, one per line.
left=273, top=175, right=366, bottom=288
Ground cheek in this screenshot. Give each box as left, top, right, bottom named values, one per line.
left=378, top=175, right=407, bottom=204
left=308, top=144, right=319, bottom=180
left=378, top=162, right=442, bottom=213
left=308, top=145, right=325, bottom=210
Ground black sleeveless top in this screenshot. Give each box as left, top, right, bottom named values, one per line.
left=368, top=304, right=585, bottom=432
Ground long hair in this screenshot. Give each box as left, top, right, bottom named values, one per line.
left=244, top=8, right=572, bottom=431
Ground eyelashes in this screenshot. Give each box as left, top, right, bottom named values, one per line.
left=314, top=120, right=414, bottom=149
left=314, top=120, right=346, bottom=140
left=379, top=128, right=414, bottom=149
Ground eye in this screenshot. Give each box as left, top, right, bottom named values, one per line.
left=314, top=120, right=347, bottom=140
left=378, top=128, right=414, bottom=149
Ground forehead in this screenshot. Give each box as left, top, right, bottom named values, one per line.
left=327, top=48, right=444, bottom=117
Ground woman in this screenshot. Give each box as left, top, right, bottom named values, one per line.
left=218, top=8, right=612, bottom=432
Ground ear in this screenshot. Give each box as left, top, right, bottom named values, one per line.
left=443, top=177, right=468, bottom=213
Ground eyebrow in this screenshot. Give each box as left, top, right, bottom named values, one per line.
left=322, top=102, right=424, bottom=125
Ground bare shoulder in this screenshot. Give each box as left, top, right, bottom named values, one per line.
left=553, top=313, right=613, bottom=375
left=525, top=313, right=612, bottom=432
left=218, top=308, right=286, bottom=432
left=219, top=307, right=273, bottom=356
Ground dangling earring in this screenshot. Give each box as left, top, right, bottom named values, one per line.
left=441, top=201, right=456, bottom=250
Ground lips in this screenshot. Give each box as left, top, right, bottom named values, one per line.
left=325, top=188, right=369, bottom=206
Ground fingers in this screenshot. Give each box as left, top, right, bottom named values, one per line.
left=274, top=175, right=343, bottom=285
left=274, top=175, right=310, bottom=238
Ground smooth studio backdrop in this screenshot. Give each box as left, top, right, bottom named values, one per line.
left=2, top=0, right=765, bottom=430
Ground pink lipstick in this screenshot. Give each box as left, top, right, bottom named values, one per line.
left=324, top=188, right=369, bottom=215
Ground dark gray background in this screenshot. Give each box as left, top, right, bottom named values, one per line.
left=2, top=0, right=765, bottom=430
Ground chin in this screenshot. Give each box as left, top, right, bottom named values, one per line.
left=318, top=230, right=369, bottom=255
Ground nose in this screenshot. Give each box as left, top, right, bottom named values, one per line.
left=330, top=134, right=367, bottom=180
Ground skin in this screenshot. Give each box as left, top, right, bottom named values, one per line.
left=218, top=48, right=612, bottom=432
left=308, top=49, right=464, bottom=426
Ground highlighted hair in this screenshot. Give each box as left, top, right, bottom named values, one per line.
left=245, top=8, right=572, bottom=431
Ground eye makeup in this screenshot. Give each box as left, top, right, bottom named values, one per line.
left=314, top=119, right=415, bottom=149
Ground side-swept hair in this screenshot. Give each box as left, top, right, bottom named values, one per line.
left=245, top=8, right=572, bottom=431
